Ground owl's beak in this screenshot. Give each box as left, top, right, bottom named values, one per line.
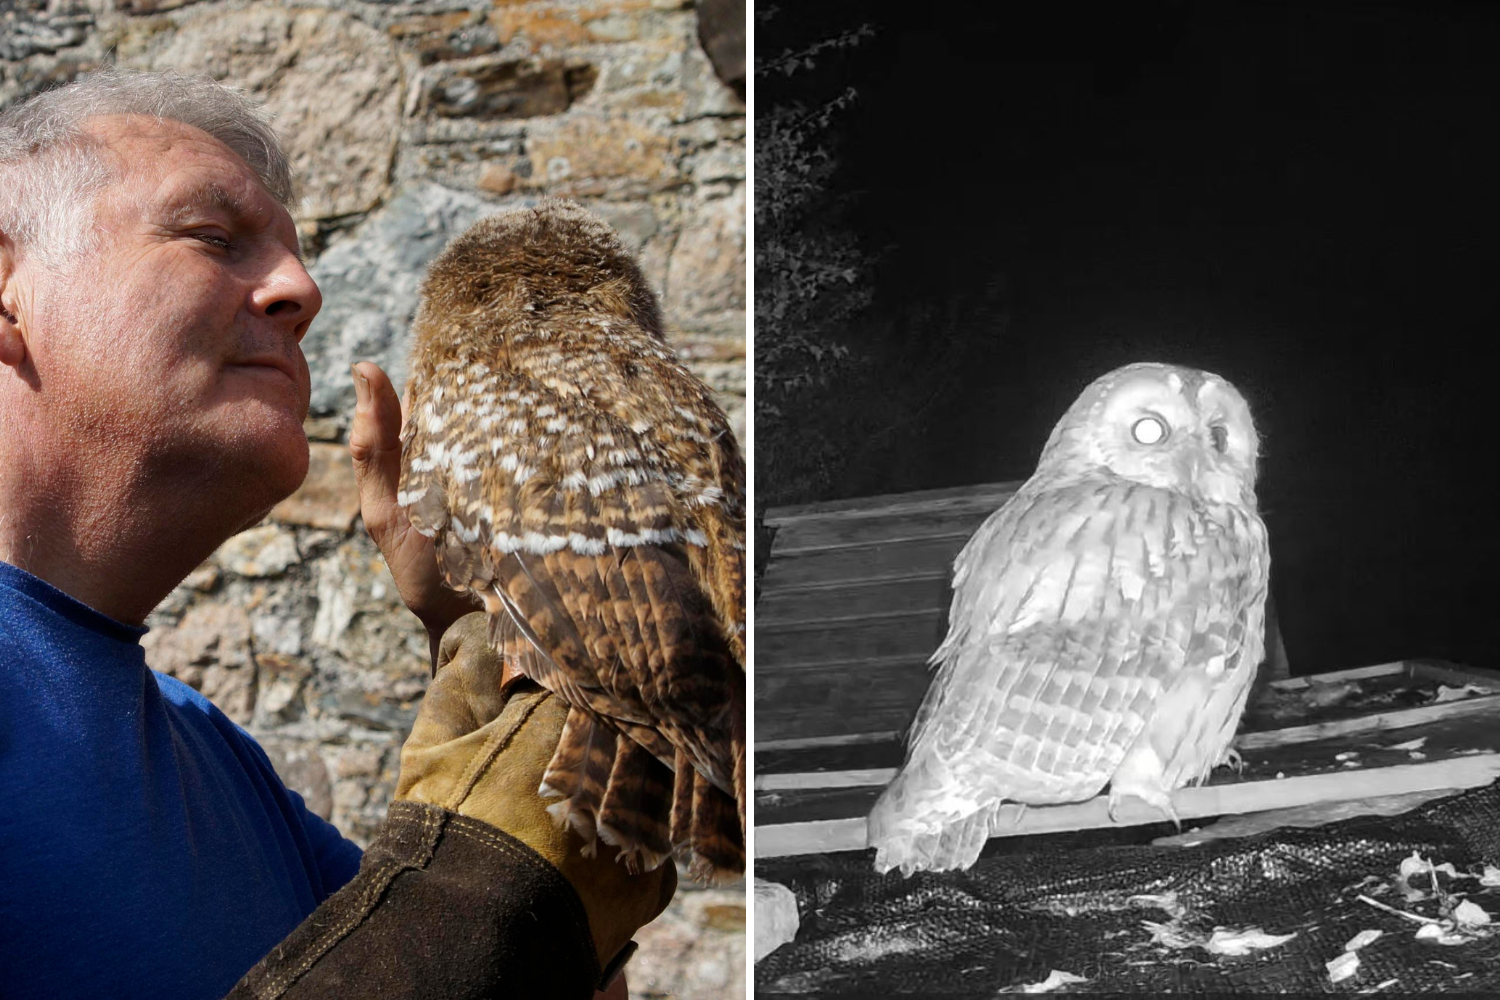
left=1176, top=447, right=1205, bottom=485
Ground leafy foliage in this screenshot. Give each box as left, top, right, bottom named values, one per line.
left=753, top=15, right=876, bottom=510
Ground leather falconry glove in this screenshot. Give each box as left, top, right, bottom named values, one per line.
left=228, top=612, right=674, bottom=1000
left=396, top=611, right=677, bottom=970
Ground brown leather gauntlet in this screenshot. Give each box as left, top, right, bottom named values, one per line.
left=228, top=613, right=674, bottom=999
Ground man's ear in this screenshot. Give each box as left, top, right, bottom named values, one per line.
left=0, top=233, right=24, bottom=370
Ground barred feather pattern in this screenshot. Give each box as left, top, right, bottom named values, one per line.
left=868, top=362, right=1270, bottom=876
left=400, top=200, right=745, bottom=880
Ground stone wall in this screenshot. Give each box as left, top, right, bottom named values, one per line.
left=1, top=2, right=745, bottom=997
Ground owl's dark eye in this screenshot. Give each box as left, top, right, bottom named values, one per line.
left=1131, top=415, right=1168, bottom=445
left=1210, top=424, right=1229, bottom=454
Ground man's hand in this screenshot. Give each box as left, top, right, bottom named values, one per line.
left=348, top=361, right=480, bottom=667
left=398, top=613, right=677, bottom=987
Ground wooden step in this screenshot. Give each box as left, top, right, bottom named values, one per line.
left=769, top=506, right=998, bottom=554
left=755, top=610, right=949, bottom=668
left=754, top=655, right=933, bottom=743
left=756, top=575, right=954, bottom=626
left=759, top=534, right=971, bottom=589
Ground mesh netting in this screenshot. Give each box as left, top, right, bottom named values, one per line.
left=756, top=783, right=1500, bottom=994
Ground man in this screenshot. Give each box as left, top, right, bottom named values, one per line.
left=0, top=70, right=671, bottom=998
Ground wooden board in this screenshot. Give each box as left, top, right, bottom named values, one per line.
left=756, top=575, right=954, bottom=627
left=754, top=660, right=1500, bottom=859
left=757, top=482, right=1021, bottom=750
left=754, top=656, right=932, bottom=744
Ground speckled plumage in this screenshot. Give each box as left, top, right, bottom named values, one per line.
left=400, top=200, right=745, bottom=879
left=868, top=362, right=1269, bottom=875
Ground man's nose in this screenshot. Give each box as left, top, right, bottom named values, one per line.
left=249, top=246, right=322, bottom=342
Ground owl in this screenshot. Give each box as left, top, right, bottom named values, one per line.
left=398, top=200, right=746, bottom=879
left=867, top=362, right=1269, bottom=876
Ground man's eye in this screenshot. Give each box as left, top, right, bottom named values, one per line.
left=193, top=233, right=232, bottom=250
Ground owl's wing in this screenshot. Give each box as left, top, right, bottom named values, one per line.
left=400, top=360, right=744, bottom=877
left=870, top=478, right=1266, bottom=874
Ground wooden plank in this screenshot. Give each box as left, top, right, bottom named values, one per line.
left=1238, top=693, right=1500, bottom=750
left=1268, top=661, right=1405, bottom=689
left=756, top=739, right=905, bottom=774
left=756, top=611, right=949, bottom=667
left=754, top=656, right=932, bottom=743
left=759, top=535, right=968, bottom=589
left=764, top=481, right=1023, bottom=526
left=754, top=754, right=1500, bottom=858
left=770, top=506, right=995, bottom=555
left=755, top=703, right=1500, bottom=853
left=755, top=730, right=904, bottom=753
left=752, top=681, right=1500, bottom=789
left=756, top=575, right=954, bottom=627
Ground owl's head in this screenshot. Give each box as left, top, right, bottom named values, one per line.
left=1037, top=362, right=1260, bottom=506
left=417, top=198, right=663, bottom=340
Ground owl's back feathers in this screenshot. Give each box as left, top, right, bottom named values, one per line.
left=401, top=200, right=745, bottom=879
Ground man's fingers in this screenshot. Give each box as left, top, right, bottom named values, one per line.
left=348, top=362, right=403, bottom=533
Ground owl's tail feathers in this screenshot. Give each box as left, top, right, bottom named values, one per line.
left=595, top=736, right=675, bottom=873
left=665, top=749, right=745, bottom=883
left=541, top=706, right=673, bottom=874
left=867, top=758, right=997, bottom=876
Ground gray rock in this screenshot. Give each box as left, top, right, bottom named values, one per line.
left=302, top=181, right=496, bottom=417
left=118, top=4, right=402, bottom=222
left=753, top=879, right=799, bottom=963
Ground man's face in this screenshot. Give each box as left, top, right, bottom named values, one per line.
left=18, top=114, right=321, bottom=510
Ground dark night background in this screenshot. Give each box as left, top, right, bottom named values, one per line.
left=758, top=1, right=1498, bottom=677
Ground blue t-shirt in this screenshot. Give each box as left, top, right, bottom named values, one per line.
left=0, top=561, right=363, bottom=998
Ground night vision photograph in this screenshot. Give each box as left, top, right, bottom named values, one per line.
left=753, top=1, right=1500, bottom=993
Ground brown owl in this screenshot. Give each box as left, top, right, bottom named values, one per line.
left=868, top=362, right=1269, bottom=875
left=398, top=200, right=745, bottom=879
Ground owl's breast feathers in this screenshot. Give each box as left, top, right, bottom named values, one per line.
left=870, top=477, right=1268, bottom=874
left=399, top=248, right=745, bottom=879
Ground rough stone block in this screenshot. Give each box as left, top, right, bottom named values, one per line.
left=272, top=442, right=361, bottom=531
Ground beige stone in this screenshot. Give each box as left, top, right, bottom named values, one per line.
left=632, top=884, right=747, bottom=999
left=261, top=742, right=334, bottom=819
left=216, top=524, right=301, bottom=578
left=664, top=185, right=745, bottom=333
left=142, top=601, right=257, bottom=724
left=476, top=160, right=518, bottom=194
left=254, top=652, right=310, bottom=719
left=523, top=114, right=680, bottom=197
left=271, top=441, right=361, bottom=531
left=120, top=6, right=402, bottom=221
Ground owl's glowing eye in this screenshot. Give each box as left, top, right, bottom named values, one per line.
left=1210, top=424, right=1229, bottom=454
left=1131, top=415, right=1168, bottom=445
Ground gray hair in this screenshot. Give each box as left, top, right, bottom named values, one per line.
left=0, top=68, right=293, bottom=266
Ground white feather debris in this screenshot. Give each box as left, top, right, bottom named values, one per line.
left=1326, top=949, right=1360, bottom=984
left=1399, top=852, right=1458, bottom=882
left=1387, top=737, right=1428, bottom=751
left=1203, top=926, right=1297, bottom=956
left=1433, top=683, right=1494, bottom=703
left=1345, top=928, right=1383, bottom=951
left=1453, top=900, right=1491, bottom=928
left=1479, top=865, right=1500, bottom=887
left=1015, top=970, right=1089, bottom=993
left=1415, top=922, right=1467, bottom=946
left=1143, top=919, right=1296, bottom=956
